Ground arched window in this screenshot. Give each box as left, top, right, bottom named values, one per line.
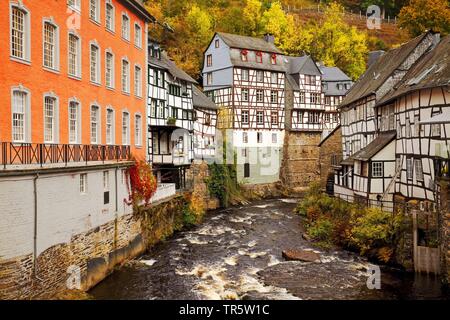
left=43, top=19, right=60, bottom=70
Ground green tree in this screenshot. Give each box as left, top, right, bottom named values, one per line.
left=398, top=0, right=450, bottom=37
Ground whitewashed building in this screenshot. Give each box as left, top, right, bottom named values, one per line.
left=202, top=32, right=286, bottom=184
left=148, top=40, right=196, bottom=190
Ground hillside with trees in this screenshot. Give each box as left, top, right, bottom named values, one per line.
left=142, top=0, right=449, bottom=81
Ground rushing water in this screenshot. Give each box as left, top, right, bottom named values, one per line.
left=90, top=198, right=448, bottom=300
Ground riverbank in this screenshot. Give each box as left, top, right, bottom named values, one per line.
left=89, top=198, right=448, bottom=300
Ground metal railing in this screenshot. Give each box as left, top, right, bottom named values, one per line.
left=331, top=192, right=403, bottom=213
left=0, top=142, right=131, bottom=169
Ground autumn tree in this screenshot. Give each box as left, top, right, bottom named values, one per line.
left=261, top=1, right=297, bottom=52
left=243, top=0, right=264, bottom=36
left=398, top=0, right=450, bottom=37
left=293, top=2, right=369, bottom=80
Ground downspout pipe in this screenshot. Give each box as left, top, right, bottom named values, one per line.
left=33, top=173, right=43, bottom=281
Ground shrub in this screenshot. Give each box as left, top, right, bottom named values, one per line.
left=308, top=218, right=333, bottom=242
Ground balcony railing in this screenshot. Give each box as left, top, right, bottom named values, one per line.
left=1, top=142, right=131, bottom=169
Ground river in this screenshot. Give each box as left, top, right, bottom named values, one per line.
left=90, top=198, right=448, bottom=300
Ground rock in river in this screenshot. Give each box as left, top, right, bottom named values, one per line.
left=282, top=249, right=321, bottom=263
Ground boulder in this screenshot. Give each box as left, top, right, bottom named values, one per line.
left=282, top=249, right=321, bottom=263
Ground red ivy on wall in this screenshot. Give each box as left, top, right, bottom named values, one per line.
left=126, top=160, right=158, bottom=207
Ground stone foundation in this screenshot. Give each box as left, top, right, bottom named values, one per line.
left=439, top=178, right=450, bottom=284
left=0, top=195, right=188, bottom=300
left=280, top=131, right=322, bottom=194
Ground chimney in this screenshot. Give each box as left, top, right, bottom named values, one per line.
left=368, top=50, right=385, bottom=67
left=264, top=34, right=275, bottom=44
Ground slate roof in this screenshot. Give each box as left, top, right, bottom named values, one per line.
left=340, top=32, right=432, bottom=108
left=377, top=35, right=450, bottom=106
left=229, top=49, right=287, bottom=72
left=319, top=66, right=351, bottom=82
left=149, top=52, right=197, bottom=84
left=352, top=131, right=397, bottom=161
left=125, top=0, right=155, bottom=21
left=193, top=86, right=219, bottom=110
left=216, top=32, right=282, bottom=54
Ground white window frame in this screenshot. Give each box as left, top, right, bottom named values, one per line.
left=68, top=31, right=82, bottom=78
left=242, top=132, right=248, bottom=144
left=122, top=111, right=130, bottom=145
left=414, top=159, right=424, bottom=182
left=134, top=23, right=142, bottom=48
left=372, top=162, right=383, bottom=178
left=121, top=12, right=130, bottom=41
left=241, top=69, right=249, bottom=81
left=106, top=107, right=115, bottom=145
left=256, top=70, right=264, bottom=82
left=90, top=104, right=101, bottom=144
left=241, top=110, right=249, bottom=124
left=103, top=171, right=110, bottom=191
left=256, top=90, right=264, bottom=103
left=270, top=91, right=278, bottom=104
left=80, top=173, right=88, bottom=194
left=406, top=158, right=413, bottom=180
left=43, top=93, right=59, bottom=143
left=90, top=42, right=101, bottom=84
left=272, top=133, right=277, bottom=144
left=10, top=2, right=31, bottom=63
left=134, top=64, right=142, bottom=97
left=105, top=49, right=115, bottom=89
left=257, top=132, right=263, bottom=144
left=256, top=111, right=264, bottom=125
left=134, top=113, right=142, bottom=146
left=11, top=86, right=31, bottom=143
left=241, top=88, right=249, bottom=102
left=67, top=0, right=81, bottom=12
left=89, top=0, right=101, bottom=24
left=68, top=98, right=81, bottom=144
left=105, top=0, right=115, bottom=33
left=121, top=58, right=130, bottom=93
left=42, top=19, right=60, bottom=71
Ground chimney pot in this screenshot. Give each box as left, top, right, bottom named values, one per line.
left=264, top=34, right=275, bottom=44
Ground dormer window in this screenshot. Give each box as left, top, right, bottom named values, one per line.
left=241, top=49, right=248, bottom=62
left=256, top=51, right=263, bottom=63
left=271, top=54, right=277, bottom=65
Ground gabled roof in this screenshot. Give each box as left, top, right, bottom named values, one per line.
left=319, top=66, right=351, bottom=82
left=285, top=56, right=321, bottom=75
left=193, top=86, right=219, bottom=110
left=378, top=35, right=450, bottom=106
left=318, top=125, right=341, bottom=147
left=149, top=52, right=197, bottom=84
left=216, top=32, right=282, bottom=54
left=229, top=49, right=287, bottom=72
left=340, top=32, right=433, bottom=108
left=353, top=131, right=397, bottom=161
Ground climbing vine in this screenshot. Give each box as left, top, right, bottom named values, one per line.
left=126, top=160, right=158, bottom=207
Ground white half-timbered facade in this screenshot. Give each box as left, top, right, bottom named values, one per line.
left=148, top=40, right=196, bottom=189
left=203, top=32, right=286, bottom=184
left=376, top=35, right=450, bottom=204
left=319, top=65, right=353, bottom=135
left=334, top=32, right=439, bottom=202
left=193, top=85, right=219, bottom=160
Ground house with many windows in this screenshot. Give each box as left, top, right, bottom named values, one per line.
left=147, top=39, right=196, bottom=190
left=334, top=31, right=439, bottom=202
left=202, top=32, right=286, bottom=185
left=0, top=0, right=153, bottom=299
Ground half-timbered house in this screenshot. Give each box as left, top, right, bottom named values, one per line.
left=193, top=86, right=219, bottom=160
left=376, top=34, right=450, bottom=205
left=319, top=65, right=353, bottom=135
left=148, top=39, right=196, bottom=189
left=202, top=32, right=286, bottom=184
left=334, top=31, right=440, bottom=202
left=285, top=56, right=325, bottom=132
